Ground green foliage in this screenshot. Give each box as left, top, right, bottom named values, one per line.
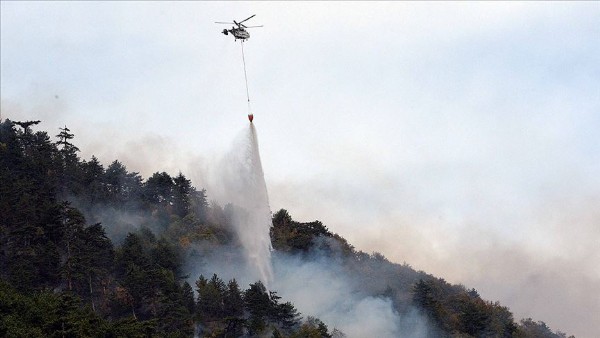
left=181, top=281, right=196, bottom=314
left=144, top=171, right=174, bottom=206
left=1, top=119, right=230, bottom=337
left=107, top=317, right=157, bottom=338
left=291, top=316, right=331, bottom=338
left=0, top=281, right=110, bottom=337
left=173, top=172, right=193, bottom=217
left=223, top=279, right=244, bottom=318
left=271, top=208, right=353, bottom=256
left=103, top=160, right=143, bottom=208
left=113, top=229, right=192, bottom=335
left=192, top=275, right=306, bottom=337
left=243, top=281, right=303, bottom=336
left=196, top=274, right=226, bottom=322
left=274, top=300, right=302, bottom=333
left=1, top=120, right=61, bottom=290
left=412, top=279, right=450, bottom=334
left=244, top=281, right=271, bottom=318
left=517, top=318, right=575, bottom=338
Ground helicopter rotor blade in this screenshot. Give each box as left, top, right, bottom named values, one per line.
left=244, top=25, right=263, bottom=28
left=239, top=14, right=255, bottom=24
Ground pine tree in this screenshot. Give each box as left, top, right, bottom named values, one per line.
left=78, top=223, right=114, bottom=311
left=80, top=156, right=106, bottom=206
left=223, top=279, right=244, bottom=318
left=181, top=281, right=195, bottom=315
left=115, top=233, right=151, bottom=318
left=55, top=126, right=82, bottom=196
left=173, top=172, right=192, bottom=218
left=144, top=172, right=174, bottom=206
left=196, top=274, right=226, bottom=322
left=412, top=279, right=447, bottom=334
left=244, top=281, right=271, bottom=335
left=104, top=161, right=143, bottom=208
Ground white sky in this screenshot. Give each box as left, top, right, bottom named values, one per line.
left=2, top=2, right=599, bottom=337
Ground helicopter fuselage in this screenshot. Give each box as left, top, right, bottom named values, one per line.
left=224, top=27, right=250, bottom=40
left=217, top=15, right=260, bottom=41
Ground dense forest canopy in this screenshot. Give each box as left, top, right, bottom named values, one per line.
left=0, top=119, right=574, bottom=337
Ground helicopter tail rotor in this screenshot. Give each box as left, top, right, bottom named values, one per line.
left=222, top=29, right=229, bottom=35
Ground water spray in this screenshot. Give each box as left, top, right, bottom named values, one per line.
left=218, top=125, right=274, bottom=287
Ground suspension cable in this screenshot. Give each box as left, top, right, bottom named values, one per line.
left=240, top=41, right=251, bottom=114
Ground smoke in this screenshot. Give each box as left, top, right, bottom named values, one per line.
left=184, top=240, right=431, bottom=338
left=4, top=97, right=595, bottom=337
left=1, top=96, right=69, bottom=132
left=270, top=176, right=600, bottom=338
left=271, top=252, right=431, bottom=338
left=205, top=124, right=274, bottom=287
left=70, top=199, right=165, bottom=245
left=180, top=123, right=432, bottom=337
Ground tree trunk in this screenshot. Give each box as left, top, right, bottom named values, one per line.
left=67, top=243, right=72, bottom=291
left=89, top=274, right=96, bottom=312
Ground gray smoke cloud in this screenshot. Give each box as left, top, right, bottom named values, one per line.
left=184, top=241, right=432, bottom=338
left=270, top=253, right=431, bottom=338
left=269, top=177, right=600, bottom=338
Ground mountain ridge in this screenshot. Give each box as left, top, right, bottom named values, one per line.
left=0, top=119, right=574, bottom=337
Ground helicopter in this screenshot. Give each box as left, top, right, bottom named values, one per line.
left=215, top=15, right=263, bottom=41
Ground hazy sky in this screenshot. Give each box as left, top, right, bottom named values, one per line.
left=2, top=2, right=599, bottom=337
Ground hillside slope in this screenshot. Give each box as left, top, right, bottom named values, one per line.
left=0, top=119, right=573, bottom=337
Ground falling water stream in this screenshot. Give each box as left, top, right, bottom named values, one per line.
left=220, top=123, right=273, bottom=287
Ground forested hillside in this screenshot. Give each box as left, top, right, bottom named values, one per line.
left=0, top=119, right=573, bottom=337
